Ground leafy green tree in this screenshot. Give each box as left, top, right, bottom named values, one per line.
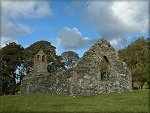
left=0, top=42, right=24, bottom=95
left=61, top=51, right=80, bottom=69
left=118, top=37, right=149, bottom=89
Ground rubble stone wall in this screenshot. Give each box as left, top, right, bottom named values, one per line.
left=21, top=38, right=132, bottom=95
left=69, top=39, right=132, bottom=95
left=21, top=72, right=70, bottom=94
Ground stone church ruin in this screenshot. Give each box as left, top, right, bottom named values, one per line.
left=21, top=38, right=132, bottom=95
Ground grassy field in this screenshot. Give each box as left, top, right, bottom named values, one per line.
left=0, top=89, right=149, bottom=113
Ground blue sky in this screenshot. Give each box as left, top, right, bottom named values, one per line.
left=1, top=0, right=149, bottom=57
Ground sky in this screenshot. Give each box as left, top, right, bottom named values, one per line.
left=0, top=0, right=149, bottom=57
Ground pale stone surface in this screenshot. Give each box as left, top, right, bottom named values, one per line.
left=33, top=49, right=48, bottom=73
left=21, top=39, right=132, bottom=95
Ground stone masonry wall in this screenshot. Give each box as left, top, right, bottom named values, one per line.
left=21, top=72, right=70, bottom=94
left=21, top=38, right=132, bottom=95
left=66, top=39, right=132, bottom=95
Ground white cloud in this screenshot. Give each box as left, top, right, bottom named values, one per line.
left=0, top=37, right=18, bottom=48
left=1, top=18, right=33, bottom=48
left=1, top=1, right=52, bottom=19
left=1, top=1, right=52, bottom=48
left=1, top=19, right=33, bottom=38
left=83, top=1, right=149, bottom=47
left=111, top=1, right=148, bottom=34
left=109, top=37, right=127, bottom=50
left=56, top=27, right=97, bottom=49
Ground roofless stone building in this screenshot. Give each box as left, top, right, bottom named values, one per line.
left=21, top=38, right=132, bottom=95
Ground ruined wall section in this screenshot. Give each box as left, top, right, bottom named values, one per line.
left=71, top=39, right=132, bottom=95
left=21, top=39, right=132, bottom=95
left=21, top=72, right=70, bottom=94
left=21, top=49, right=71, bottom=94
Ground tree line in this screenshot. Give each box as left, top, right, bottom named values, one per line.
left=118, top=37, right=149, bottom=89
left=0, top=37, right=149, bottom=95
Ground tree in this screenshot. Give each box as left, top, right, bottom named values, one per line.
left=0, top=42, right=24, bottom=95
left=118, top=37, right=149, bottom=89
left=61, top=51, right=80, bottom=69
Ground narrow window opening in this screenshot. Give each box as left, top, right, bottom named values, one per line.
left=37, top=55, right=40, bottom=61
left=100, top=56, right=110, bottom=81
left=42, top=55, right=45, bottom=62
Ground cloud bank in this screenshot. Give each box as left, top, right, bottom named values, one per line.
left=2, top=19, right=33, bottom=38
left=1, top=1, right=52, bottom=48
left=2, top=1, right=52, bottom=19
left=56, top=27, right=97, bottom=49
left=1, top=0, right=148, bottom=51
left=56, top=1, right=149, bottom=50
left=83, top=1, right=148, bottom=48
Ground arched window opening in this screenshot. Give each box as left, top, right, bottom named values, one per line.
left=42, top=55, right=45, bottom=62
left=100, top=56, right=110, bottom=81
left=37, top=55, right=40, bottom=61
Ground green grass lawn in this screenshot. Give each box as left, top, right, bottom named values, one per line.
left=0, top=89, right=149, bottom=113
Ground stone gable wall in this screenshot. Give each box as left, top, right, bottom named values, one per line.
left=68, top=39, right=132, bottom=95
